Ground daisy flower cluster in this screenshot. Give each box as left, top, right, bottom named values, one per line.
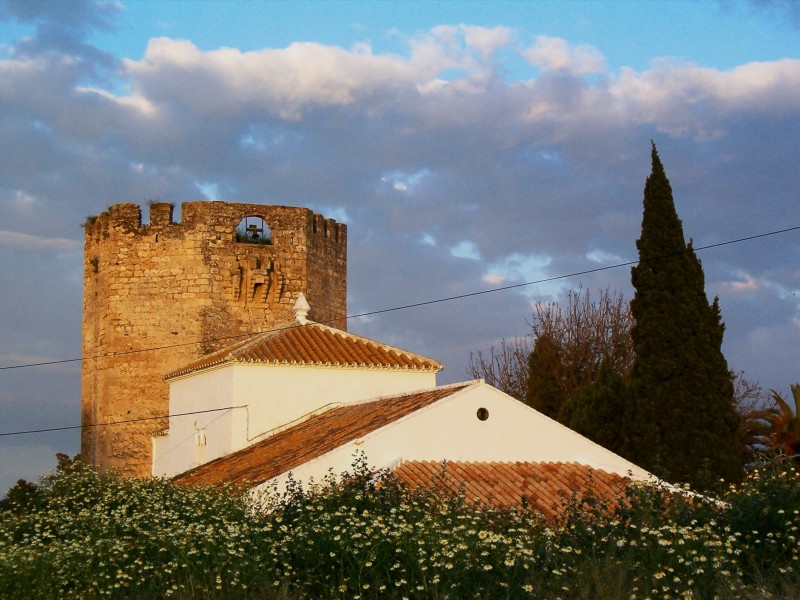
left=1, top=455, right=798, bottom=599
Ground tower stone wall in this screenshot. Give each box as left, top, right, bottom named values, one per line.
left=81, top=201, right=347, bottom=476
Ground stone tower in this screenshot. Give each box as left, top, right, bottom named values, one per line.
left=82, top=201, right=347, bottom=477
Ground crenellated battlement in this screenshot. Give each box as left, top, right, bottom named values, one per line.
left=311, top=212, right=346, bottom=243
left=82, top=200, right=347, bottom=478
left=149, top=202, right=174, bottom=227
left=85, top=201, right=346, bottom=247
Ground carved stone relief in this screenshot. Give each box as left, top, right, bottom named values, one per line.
left=231, top=255, right=285, bottom=306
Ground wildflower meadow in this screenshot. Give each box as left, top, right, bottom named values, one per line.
left=1, top=456, right=798, bottom=599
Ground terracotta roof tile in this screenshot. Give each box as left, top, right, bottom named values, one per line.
left=392, top=461, right=630, bottom=520
left=166, top=321, right=443, bottom=379
left=173, top=384, right=469, bottom=487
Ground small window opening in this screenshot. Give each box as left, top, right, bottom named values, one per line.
left=476, top=407, right=489, bottom=421
left=235, top=216, right=272, bottom=245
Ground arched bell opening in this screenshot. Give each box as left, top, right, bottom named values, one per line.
left=235, top=216, right=272, bottom=245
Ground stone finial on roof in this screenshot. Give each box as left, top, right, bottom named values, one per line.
left=293, top=292, right=311, bottom=324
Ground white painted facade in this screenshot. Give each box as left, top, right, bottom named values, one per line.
left=152, top=362, right=436, bottom=478
left=254, top=380, right=656, bottom=498
left=153, top=297, right=656, bottom=492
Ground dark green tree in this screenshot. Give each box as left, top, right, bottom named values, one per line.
left=558, top=361, right=630, bottom=455
left=0, top=453, right=81, bottom=513
left=628, top=143, right=742, bottom=488
left=0, top=478, right=41, bottom=513
left=525, top=333, right=566, bottom=417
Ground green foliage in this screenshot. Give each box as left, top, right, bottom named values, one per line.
left=558, top=361, right=631, bottom=456
left=0, top=479, right=42, bottom=513
left=769, top=385, right=800, bottom=457
left=526, top=333, right=566, bottom=417
left=734, top=375, right=780, bottom=466
left=255, top=455, right=551, bottom=599
left=721, top=459, right=800, bottom=585
left=547, top=481, right=736, bottom=600
left=2, top=456, right=799, bottom=599
left=629, top=144, right=743, bottom=489
left=0, top=461, right=267, bottom=599
left=0, top=453, right=78, bottom=514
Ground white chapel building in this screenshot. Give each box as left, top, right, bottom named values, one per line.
left=153, top=294, right=656, bottom=515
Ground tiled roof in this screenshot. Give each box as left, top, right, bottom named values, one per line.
left=392, top=461, right=631, bottom=519
left=173, top=383, right=470, bottom=487
left=166, top=320, right=442, bottom=379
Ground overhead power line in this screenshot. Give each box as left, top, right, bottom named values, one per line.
left=0, top=224, right=798, bottom=374
left=0, top=225, right=797, bottom=440
left=0, top=407, right=232, bottom=438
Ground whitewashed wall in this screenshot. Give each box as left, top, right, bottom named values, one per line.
left=153, top=363, right=437, bottom=478
left=152, top=366, right=239, bottom=477
left=255, top=381, right=655, bottom=498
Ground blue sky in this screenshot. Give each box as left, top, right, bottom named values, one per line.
left=1, top=0, right=799, bottom=492
left=97, top=1, right=798, bottom=72
left=5, top=1, right=799, bottom=74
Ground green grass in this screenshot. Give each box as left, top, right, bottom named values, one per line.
left=1, top=455, right=798, bottom=599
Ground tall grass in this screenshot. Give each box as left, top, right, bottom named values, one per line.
left=1, top=455, right=798, bottom=599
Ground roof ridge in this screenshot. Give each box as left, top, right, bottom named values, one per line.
left=164, top=320, right=303, bottom=378
left=166, top=319, right=443, bottom=379
left=310, top=321, right=443, bottom=368
left=162, top=336, right=246, bottom=379
left=233, top=320, right=299, bottom=356
left=346, top=380, right=475, bottom=408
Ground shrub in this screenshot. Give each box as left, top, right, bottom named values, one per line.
left=0, top=463, right=273, bottom=598
left=2, top=455, right=799, bottom=598
left=721, top=458, right=800, bottom=587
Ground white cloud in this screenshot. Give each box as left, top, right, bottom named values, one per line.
left=195, top=181, right=220, bottom=200
left=522, top=36, right=605, bottom=75
left=13, top=190, right=36, bottom=205
left=316, top=206, right=350, bottom=224
left=720, top=272, right=762, bottom=294
left=461, top=25, right=514, bottom=56
left=612, top=59, right=800, bottom=138
left=381, top=169, right=431, bottom=193
left=126, top=38, right=418, bottom=119
left=586, top=249, right=624, bottom=264
left=450, top=241, right=481, bottom=260
left=483, top=253, right=561, bottom=298
left=2, top=16, right=800, bottom=495
left=483, top=273, right=506, bottom=285
left=420, top=234, right=437, bottom=246
left=76, top=86, right=157, bottom=116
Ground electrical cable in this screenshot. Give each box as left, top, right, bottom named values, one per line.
left=0, top=224, right=797, bottom=375
left=0, top=407, right=232, bottom=437
left=0, top=224, right=797, bottom=439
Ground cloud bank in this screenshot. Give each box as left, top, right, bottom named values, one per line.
left=1, top=2, right=799, bottom=492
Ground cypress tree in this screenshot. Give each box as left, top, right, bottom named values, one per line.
left=558, top=361, right=630, bottom=456
left=629, top=144, right=742, bottom=488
